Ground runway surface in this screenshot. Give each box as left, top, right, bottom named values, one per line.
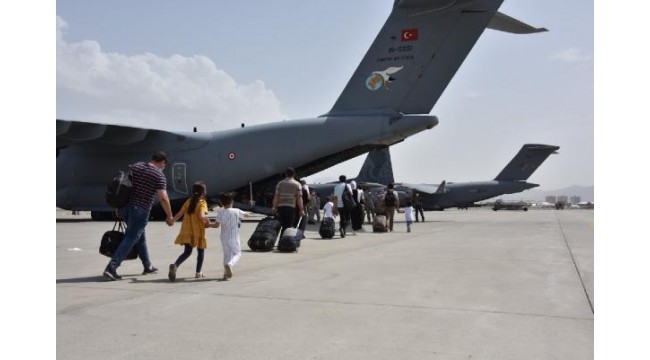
left=57, top=207, right=593, bottom=360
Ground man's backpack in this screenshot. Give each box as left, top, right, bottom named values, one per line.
left=106, top=169, right=133, bottom=208
left=341, top=185, right=355, bottom=211
left=384, top=190, right=397, bottom=207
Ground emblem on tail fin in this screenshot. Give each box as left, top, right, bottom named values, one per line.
left=365, top=66, right=404, bottom=91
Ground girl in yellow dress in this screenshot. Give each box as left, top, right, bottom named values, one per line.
left=168, top=182, right=210, bottom=281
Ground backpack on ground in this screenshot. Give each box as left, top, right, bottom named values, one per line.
left=248, top=216, right=282, bottom=252
left=106, top=169, right=133, bottom=208
left=384, top=191, right=397, bottom=207
left=319, top=217, right=336, bottom=239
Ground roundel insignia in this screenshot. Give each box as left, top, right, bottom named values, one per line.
left=365, top=74, right=383, bottom=91
left=228, top=152, right=236, bottom=160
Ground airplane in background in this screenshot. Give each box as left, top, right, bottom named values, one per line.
left=322, top=144, right=559, bottom=211
left=397, top=144, right=560, bottom=210
left=308, top=146, right=396, bottom=203
left=56, top=0, right=547, bottom=219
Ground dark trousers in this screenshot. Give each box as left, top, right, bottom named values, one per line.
left=415, top=205, right=425, bottom=222
left=175, top=244, right=205, bottom=273
left=338, top=206, right=351, bottom=234
left=277, top=206, right=296, bottom=239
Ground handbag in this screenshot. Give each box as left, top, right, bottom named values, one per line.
left=99, top=220, right=138, bottom=260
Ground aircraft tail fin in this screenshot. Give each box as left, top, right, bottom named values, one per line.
left=326, top=0, right=544, bottom=117
left=494, top=144, right=560, bottom=181
left=355, top=147, right=395, bottom=186
left=435, top=180, right=447, bottom=194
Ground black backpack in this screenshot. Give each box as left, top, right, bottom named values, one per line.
left=106, top=169, right=133, bottom=208
left=384, top=191, right=397, bottom=207
left=341, top=186, right=355, bottom=211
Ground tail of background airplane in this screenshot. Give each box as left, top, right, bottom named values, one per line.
left=494, top=144, right=560, bottom=181
left=326, top=0, right=544, bottom=117
left=355, top=147, right=395, bottom=185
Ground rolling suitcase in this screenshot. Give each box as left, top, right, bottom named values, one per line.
left=372, top=215, right=388, bottom=233
left=248, top=216, right=282, bottom=252
left=277, top=218, right=304, bottom=252
left=319, top=217, right=336, bottom=239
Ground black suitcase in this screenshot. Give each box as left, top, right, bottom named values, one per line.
left=248, top=216, right=282, bottom=252
left=99, top=220, right=138, bottom=260
left=319, top=217, right=335, bottom=239
left=277, top=218, right=304, bottom=252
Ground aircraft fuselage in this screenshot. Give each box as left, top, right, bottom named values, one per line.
left=56, top=115, right=437, bottom=212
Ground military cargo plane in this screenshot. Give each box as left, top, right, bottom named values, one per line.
left=314, top=144, right=559, bottom=211
left=398, top=144, right=560, bottom=210
left=56, top=0, right=547, bottom=219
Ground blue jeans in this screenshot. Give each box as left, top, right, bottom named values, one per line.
left=108, top=204, right=152, bottom=270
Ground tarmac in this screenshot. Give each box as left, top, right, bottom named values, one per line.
left=56, top=207, right=594, bottom=360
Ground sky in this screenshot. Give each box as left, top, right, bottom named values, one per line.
left=54, top=0, right=594, bottom=191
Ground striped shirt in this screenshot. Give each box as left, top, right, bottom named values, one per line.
left=275, top=178, right=301, bottom=208
left=128, top=161, right=167, bottom=212
left=215, top=208, right=247, bottom=241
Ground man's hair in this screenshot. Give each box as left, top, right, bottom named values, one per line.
left=339, top=175, right=347, bottom=182
left=387, top=183, right=394, bottom=189
left=286, top=167, right=296, bottom=177
left=152, top=151, right=168, bottom=162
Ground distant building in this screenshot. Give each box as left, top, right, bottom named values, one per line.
left=570, top=196, right=581, bottom=204
left=557, top=195, right=568, bottom=204
left=546, top=195, right=557, bottom=203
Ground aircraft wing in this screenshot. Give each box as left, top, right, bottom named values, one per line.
left=398, top=182, right=441, bottom=195
left=56, top=119, right=211, bottom=148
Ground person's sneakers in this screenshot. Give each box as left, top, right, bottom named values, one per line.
left=340, top=229, right=345, bottom=238
left=195, top=272, right=206, bottom=279
left=142, top=265, right=159, bottom=275
left=168, top=264, right=177, bottom=282
left=224, top=265, right=233, bottom=279
left=103, top=265, right=122, bottom=281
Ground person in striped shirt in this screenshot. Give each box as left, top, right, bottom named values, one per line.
left=210, top=193, right=250, bottom=280
left=103, top=151, right=174, bottom=281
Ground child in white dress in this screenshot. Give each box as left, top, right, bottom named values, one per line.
left=211, top=193, right=250, bottom=279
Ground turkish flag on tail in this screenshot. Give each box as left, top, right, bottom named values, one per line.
left=401, top=29, right=419, bottom=41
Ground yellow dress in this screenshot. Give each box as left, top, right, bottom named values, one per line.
left=174, top=198, right=208, bottom=249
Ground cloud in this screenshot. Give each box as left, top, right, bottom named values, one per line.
left=551, top=48, right=591, bottom=63
left=56, top=15, right=286, bottom=132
